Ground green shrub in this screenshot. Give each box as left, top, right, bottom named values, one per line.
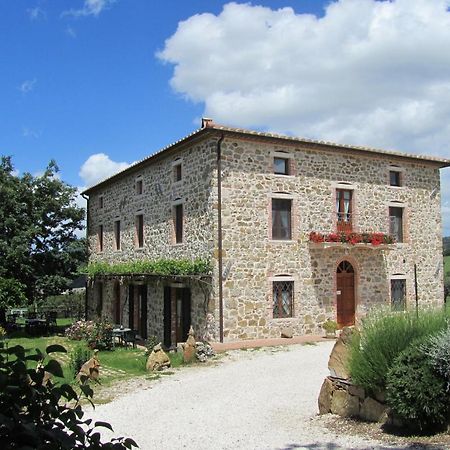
left=69, top=344, right=92, bottom=378
left=386, top=339, right=449, bottom=431
left=348, top=308, right=449, bottom=393
left=144, top=335, right=159, bottom=357
left=422, top=327, right=450, bottom=390
left=0, top=344, right=137, bottom=449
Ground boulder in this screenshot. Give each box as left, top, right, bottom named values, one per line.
left=281, top=327, right=293, bottom=338
left=330, top=389, right=360, bottom=418
left=183, top=326, right=197, bottom=363
left=328, top=327, right=355, bottom=379
left=146, top=343, right=171, bottom=371
left=318, top=377, right=333, bottom=414
left=359, top=397, right=389, bottom=423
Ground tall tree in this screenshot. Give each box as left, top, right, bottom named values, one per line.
left=0, top=156, right=86, bottom=320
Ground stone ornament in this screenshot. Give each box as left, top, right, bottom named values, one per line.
left=146, top=343, right=171, bottom=372
left=77, top=349, right=101, bottom=383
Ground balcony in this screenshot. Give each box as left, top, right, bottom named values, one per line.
left=309, top=230, right=395, bottom=250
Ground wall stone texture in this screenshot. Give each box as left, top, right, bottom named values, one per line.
left=86, top=129, right=446, bottom=343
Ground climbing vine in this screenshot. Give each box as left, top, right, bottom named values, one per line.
left=83, top=258, right=212, bottom=278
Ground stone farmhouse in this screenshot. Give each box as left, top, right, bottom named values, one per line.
left=82, top=119, right=450, bottom=345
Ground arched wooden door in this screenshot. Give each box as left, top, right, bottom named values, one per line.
left=336, top=261, right=355, bottom=327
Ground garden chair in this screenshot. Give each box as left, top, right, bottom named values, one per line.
left=122, top=329, right=137, bottom=349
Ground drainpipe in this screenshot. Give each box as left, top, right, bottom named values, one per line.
left=216, top=134, right=225, bottom=343
left=81, top=193, right=89, bottom=320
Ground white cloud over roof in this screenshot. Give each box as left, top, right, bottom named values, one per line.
left=79, top=153, right=130, bottom=187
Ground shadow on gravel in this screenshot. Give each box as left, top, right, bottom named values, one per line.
left=279, top=443, right=446, bottom=450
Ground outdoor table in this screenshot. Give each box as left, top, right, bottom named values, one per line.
left=112, top=327, right=131, bottom=347
left=25, top=318, right=48, bottom=335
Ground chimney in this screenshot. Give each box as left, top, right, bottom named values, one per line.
left=201, top=117, right=214, bottom=128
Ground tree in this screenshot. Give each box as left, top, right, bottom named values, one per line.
left=0, top=156, right=86, bottom=320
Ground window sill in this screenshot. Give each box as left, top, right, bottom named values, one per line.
left=389, top=185, right=404, bottom=189
left=135, top=247, right=145, bottom=251
left=273, top=173, right=295, bottom=178
left=269, top=239, right=295, bottom=243
left=172, top=180, right=183, bottom=187
left=271, top=316, right=296, bottom=321
left=171, top=242, right=185, bottom=247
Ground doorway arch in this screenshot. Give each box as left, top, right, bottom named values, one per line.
left=336, top=260, right=355, bottom=327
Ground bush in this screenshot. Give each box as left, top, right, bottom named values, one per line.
left=386, top=339, right=449, bottom=431
left=65, top=320, right=113, bottom=350
left=348, top=308, right=449, bottom=393
left=422, top=327, right=450, bottom=390
left=69, top=344, right=92, bottom=378
left=0, top=344, right=138, bottom=449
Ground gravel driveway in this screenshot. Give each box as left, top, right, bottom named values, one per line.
left=86, top=341, right=417, bottom=450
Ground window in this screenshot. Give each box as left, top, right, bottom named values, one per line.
left=174, top=204, right=183, bottom=243
left=389, top=171, right=401, bottom=187
left=273, top=280, right=293, bottom=318
left=274, top=157, right=289, bottom=175
left=114, top=220, right=121, bottom=251
left=98, top=224, right=103, bottom=252
left=272, top=198, right=292, bottom=240
left=389, top=207, right=404, bottom=243
left=136, top=178, right=143, bottom=195
left=173, top=162, right=182, bottom=182
left=391, top=279, right=406, bottom=311
left=336, top=189, right=353, bottom=232
left=99, top=196, right=104, bottom=209
left=135, top=214, right=144, bottom=248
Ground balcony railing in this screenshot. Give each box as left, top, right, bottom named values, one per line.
left=336, top=212, right=353, bottom=233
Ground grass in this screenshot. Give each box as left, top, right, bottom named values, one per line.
left=444, top=255, right=450, bottom=281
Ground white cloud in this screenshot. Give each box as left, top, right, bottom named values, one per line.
left=62, top=0, right=115, bottom=18
left=66, top=26, right=77, bottom=38
left=19, top=79, right=36, bottom=94
left=22, top=126, right=41, bottom=138
left=27, top=6, right=46, bottom=21
left=79, top=153, right=130, bottom=187
left=158, top=0, right=450, bottom=234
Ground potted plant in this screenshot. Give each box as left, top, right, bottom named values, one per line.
left=322, top=319, right=338, bottom=338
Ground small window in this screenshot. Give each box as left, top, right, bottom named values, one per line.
left=389, top=207, right=404, bottom=243
left=336, top=189, right=353, bottom=232
left=174, top=204, right=183, bottom=243
left=98, top=224, right=103, bottom=252
left=274, top=157, right=289, bottom=175
left=273, top=280, right=293, bottom=318
left=135, top=214, right=144, bottom=248
left=114, top=220, right=121, bottom=251
left=391, top=279, right=406, bottom=311
left=173, top=163, right=182, bottom=182
left=272, top=198, right=292, bottom=240
left=136, top=179, right=143, bottom=195
left=99, top=196, right=104, bottom=209
left=389, top=171, right=401, bottom=187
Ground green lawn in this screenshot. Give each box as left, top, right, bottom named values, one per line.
left=5, top=335, right=148, bottom=387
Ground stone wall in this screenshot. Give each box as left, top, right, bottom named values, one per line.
left=213, top=137, right=444, bottom=341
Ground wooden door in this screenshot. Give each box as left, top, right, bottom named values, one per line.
left=128, top=284, right=134, bottom=329
left=138, top=285, right=148, bottom=339
left=336, top=261, right=355, bottom=327
left=163, top=287, right=171, bottom=348
left=175, top=288, right=191, bottom=343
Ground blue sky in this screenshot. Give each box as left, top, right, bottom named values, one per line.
left=1, top=0, right=450, bottom=234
